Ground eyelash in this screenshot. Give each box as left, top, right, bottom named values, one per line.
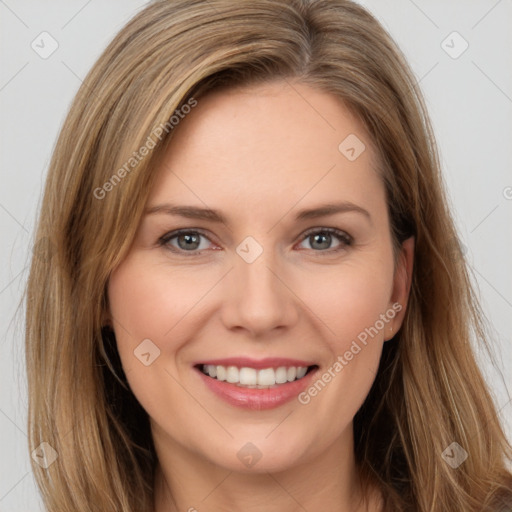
left=157, top=227, right=353, bottom=257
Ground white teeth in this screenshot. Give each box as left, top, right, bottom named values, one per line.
left=216, top=365, right=227, bottom=381
left=275, top=367, right=288, bottom=384
left=226, top=366, right=239, bottom=383
left=257, top=368, right=275, bottom=386
left=296, top=367, right=307, bottom=379
left=239, top=367, right=257, bottom=385
left=200, top=364, right=311, bottom=387
left=286, top=367, right=297, bottom=381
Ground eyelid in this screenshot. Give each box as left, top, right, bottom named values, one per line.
left=158, top=228, right=217, bottom=253
left=299, top=226, right=353, bottom=245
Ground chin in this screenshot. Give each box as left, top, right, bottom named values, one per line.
left=201, top=433, right=312, bottom=474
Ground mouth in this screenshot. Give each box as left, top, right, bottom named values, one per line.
left=196, top=363, right=318, bottom=389
left=193, top=359, right=319, bottom=410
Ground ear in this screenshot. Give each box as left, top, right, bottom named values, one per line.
left=385, top=236, right=414, bottom=341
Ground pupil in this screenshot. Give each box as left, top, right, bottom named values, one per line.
left=312, top=233, right=330, bottom=250
left=179, top=233, right=199, bottom=250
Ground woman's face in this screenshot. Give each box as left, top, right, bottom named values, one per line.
left=107, top=80, right=413, bottom=474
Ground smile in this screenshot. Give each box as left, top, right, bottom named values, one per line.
left=194, top=358, right=319, bottom=410
left=199, top=364, right=312, bottom=388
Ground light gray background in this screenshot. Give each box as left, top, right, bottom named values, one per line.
left=1, top=1, right=511, bottom=510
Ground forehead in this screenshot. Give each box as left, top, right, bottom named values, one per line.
left=148, top=80, right=384, bottom=223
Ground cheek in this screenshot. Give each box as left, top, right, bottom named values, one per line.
left=290, top=257, right=393, bottom=426
left=107, top=255, right=229, bottom=401
left=106, top=257, right=183, bottom=379
left=108, top=256, right=215, bottom=345
left=106, top=257, right=202, bottom=419
left=297, top=256, right=394, bottom=349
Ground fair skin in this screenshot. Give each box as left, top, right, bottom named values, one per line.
left=107, top=80, right=414, bottom=512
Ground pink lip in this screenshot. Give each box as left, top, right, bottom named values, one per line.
left=194, top=357, right=315, bottom=369
left=194, top=363, right=319, bottom=411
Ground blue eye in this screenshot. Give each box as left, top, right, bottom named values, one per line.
left=297, top=227, right=353, bottom=253
left=159, top=229, right=212, bottom=253
left=158, top=227, right=353, bottom=256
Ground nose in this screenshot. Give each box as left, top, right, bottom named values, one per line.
left=220, top=247, right=299, bottom=337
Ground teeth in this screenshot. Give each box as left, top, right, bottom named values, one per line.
left=226, top=366, right=239, bottom=383
left=275, top=367, right=288, bottom=384
left=239, top=367, right=257, bottom=385
left=201, top=364, right=311, bottom=387
left=257, top=368, right=275, bottom=386
left=297, top=367, right=307, bottom=379
left=216, top=365, right=226, bottom=381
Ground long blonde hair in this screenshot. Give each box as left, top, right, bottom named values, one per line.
left=25, top=0, right=512, bottom=510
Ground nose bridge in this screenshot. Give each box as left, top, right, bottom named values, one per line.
left=221, top=236, right=297, bottom=334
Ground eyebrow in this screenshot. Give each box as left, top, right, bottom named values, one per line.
left=144, top=201, right=372, bottom=225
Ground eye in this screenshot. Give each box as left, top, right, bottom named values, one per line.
left=158, top=229, right=215, bottom=254
left=158, top=227, right=353, bottom=256
left=296, top=227, right=353, bottom=253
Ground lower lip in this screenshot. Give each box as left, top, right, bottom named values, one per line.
left=195, top=367, right=318, bottom=410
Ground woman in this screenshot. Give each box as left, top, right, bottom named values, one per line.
left=25, top=0, right=512, bottom=510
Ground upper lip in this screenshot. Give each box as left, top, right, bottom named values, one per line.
left=194, top=357, right=316, bottom=369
